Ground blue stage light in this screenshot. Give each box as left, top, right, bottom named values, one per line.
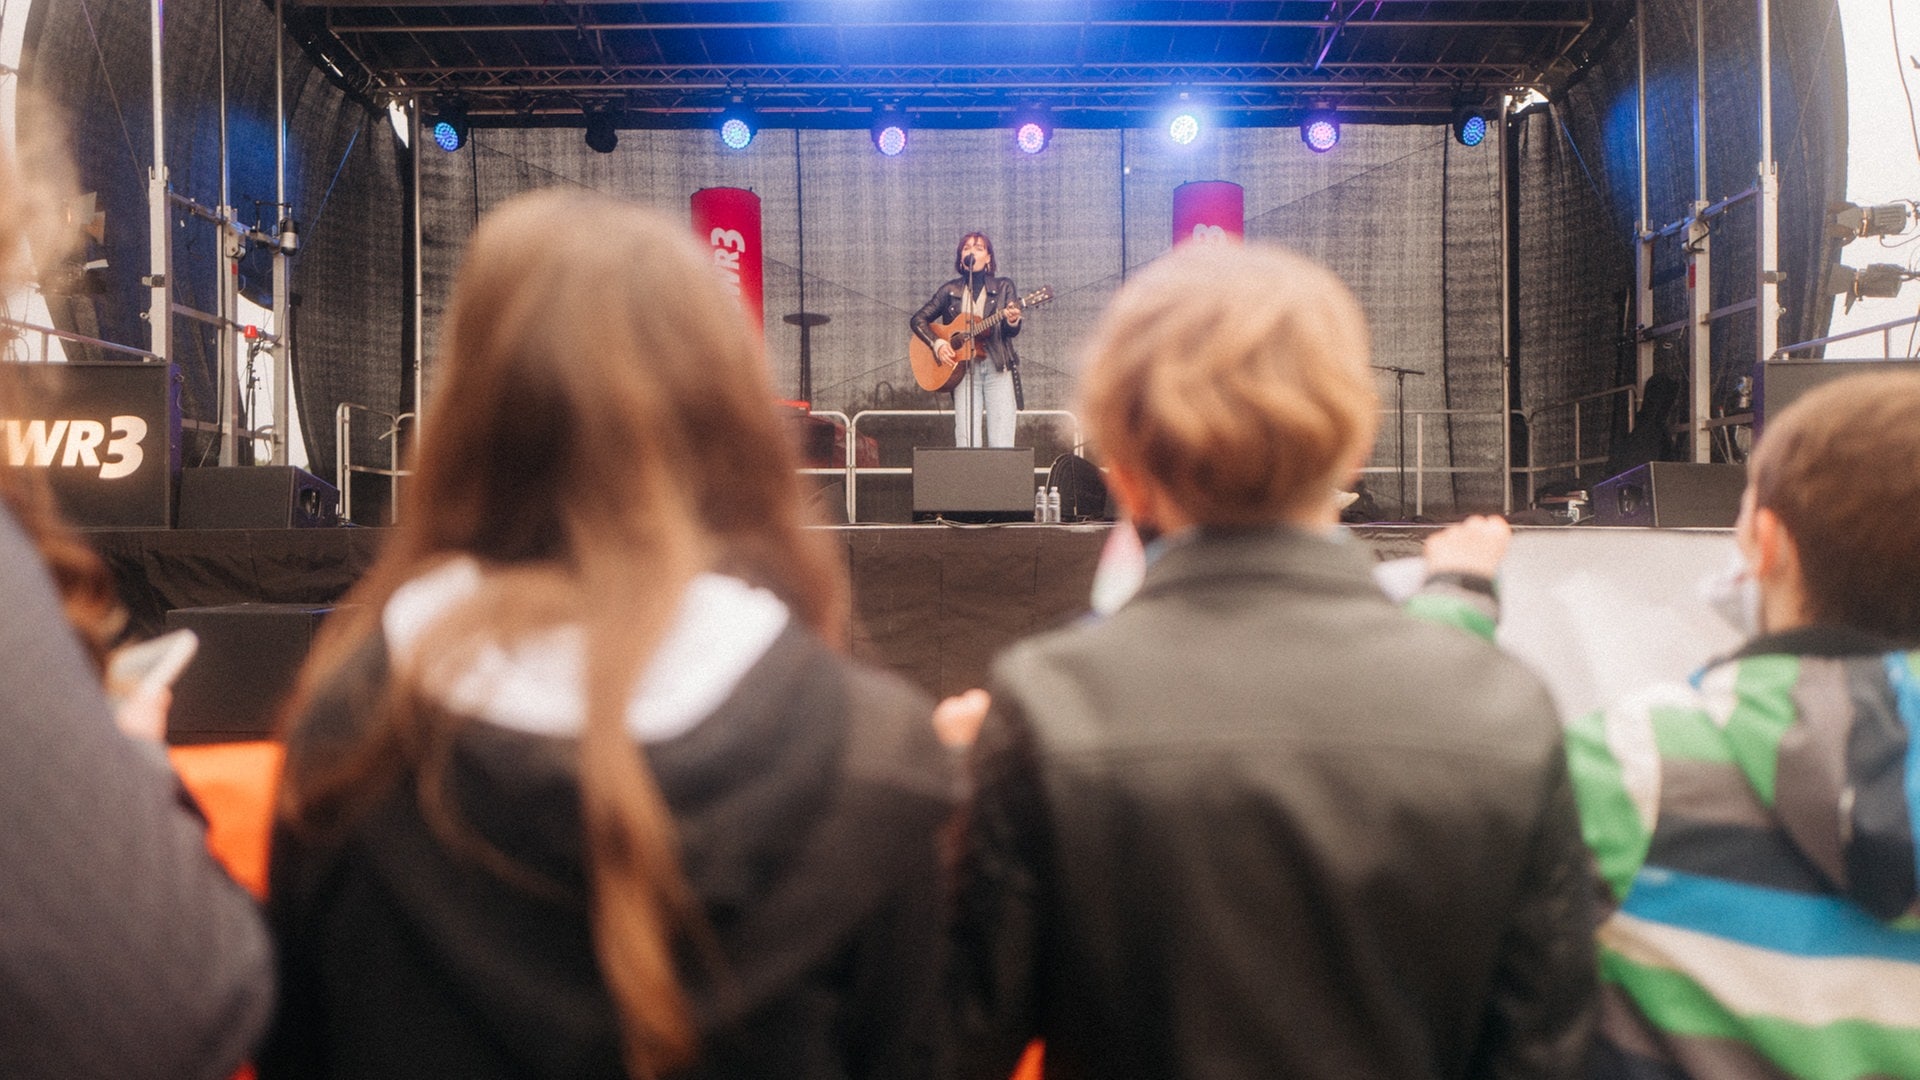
left=1015, top=120, right=1049, bottom=154
left=720, top=116, right=754, bottom=151
left=426, top=102, right=468, bottom=152
left=1168, top=112, right=1200, bottom=146
left=1301, top=114, right=1340, bottom=153
left=872, top=118, right=908, bottom=156
left=1453, top=109, right=1489, bottom=147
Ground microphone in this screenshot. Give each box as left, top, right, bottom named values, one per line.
left=964, top=252, right=980, bottom=271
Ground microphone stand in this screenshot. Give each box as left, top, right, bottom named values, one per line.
left=1373, top=365, right=1426, bottom=519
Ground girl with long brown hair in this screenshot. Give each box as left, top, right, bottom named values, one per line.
left=260, top=189, right=955, bottom=1080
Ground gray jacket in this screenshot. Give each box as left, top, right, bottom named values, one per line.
left=0, top=504, right=273, bottom=1079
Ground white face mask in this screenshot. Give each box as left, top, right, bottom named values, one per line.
left=1089, top=518, right=1149, bottom=616
left=1701, top=553, right=1764, bottom=639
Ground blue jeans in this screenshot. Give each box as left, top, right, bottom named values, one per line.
left=952, top=361, right=1017, bottom=448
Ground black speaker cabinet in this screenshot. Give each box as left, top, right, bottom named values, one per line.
left=1591, top=462, right=1745, bottom=527
left=178, top=466, right=339, bottom=529
left=163, top=603, right=345, bottom=743
left=1755, top=359, right=1920, bottom=433
left=912, top=447, right=1036, bottom=523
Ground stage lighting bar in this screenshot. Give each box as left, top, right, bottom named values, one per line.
left=1301, top=112, right=1340, bottom=153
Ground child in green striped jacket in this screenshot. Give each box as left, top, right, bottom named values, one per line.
left=1567, top=371, right=1920, bottom=1080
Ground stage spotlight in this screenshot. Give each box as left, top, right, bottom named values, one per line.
left=1168, top=111, right=1200, bottom=146
left=1830, top=200, right=1915, bottom=241
left=1452, top=108, right=1490, bottom=147
left=1010, top=108, right=1052, bottom=154
left=1301, top=112, right=1340, bottom=153
left=584, top=108, right=619, bottom=154
left=718, top=107, right=756, bottom=151
left=871, top=110, right=909, bottom=156
left=1833, top=262, right=1915, bottom=312
left=426, top=101, right=468, bottom=152
left=1015, top=120, right=1050, bottom=154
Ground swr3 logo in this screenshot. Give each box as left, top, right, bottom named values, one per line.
left=4, top=416, right=148, bottom=479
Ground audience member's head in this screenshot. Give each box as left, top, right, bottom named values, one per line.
left=1079, top=239, right=1375, bottom=531
left=1744, top=372, right=1920, bottom=645
left=288, top=188, right=847, bottom=1076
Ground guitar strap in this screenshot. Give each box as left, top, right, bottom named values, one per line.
left=1002, top=279, right=1026, bottom=410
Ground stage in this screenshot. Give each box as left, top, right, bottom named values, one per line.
left=88, top=523, right=1435, bottom=706
left=86, top=522, right=1736, bottom=734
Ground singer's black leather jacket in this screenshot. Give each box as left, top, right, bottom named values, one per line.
left=910, top=275, right=1023, bottom=372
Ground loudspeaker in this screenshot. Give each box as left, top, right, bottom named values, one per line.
left=178, top=466, right=339, bottom=529
left=912, top=447, right=1035, bottom=523
left=163, top=603, right=345, bottom=743
left=1591, top=462, right=1745, bottom=527
left=1046, top=453, right=1113, bottom=521
left=1755, top=360, right=1920, bottom=433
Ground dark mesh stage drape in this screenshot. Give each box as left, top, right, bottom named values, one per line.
left=21, top=0, right=405, bottom=484
left=420, top=124, right=1506, bottom=518
left=1513, top=0, right=1847, bottom=492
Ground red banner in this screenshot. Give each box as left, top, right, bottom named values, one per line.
left=690, top=187, right=764, bottom=335
left=1171, top=180, right=1245, bottom=247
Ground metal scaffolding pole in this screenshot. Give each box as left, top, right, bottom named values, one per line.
left=272, top=0, right=292, bottom=465
left=1755, top=0, right=1780, bottom=368
left=1687, top=0, right=1712, bottom=463
left=1635, top=0, right=1655, bottom=389
left=146, top=0, right=169, bottom=363
left=1498, top=93, right=1514, bottom=515
left=215, top=0, right=241, bottom=465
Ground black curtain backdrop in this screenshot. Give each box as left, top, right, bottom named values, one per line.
left=19, top=0, right=1845, bottom=518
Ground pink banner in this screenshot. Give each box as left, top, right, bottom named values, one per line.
left=1171, top=180, right=1245, bottom=246
left=690, top=187, right=764, bottom=334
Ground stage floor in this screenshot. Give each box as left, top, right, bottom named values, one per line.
left=85, top=523, right=1466, bottom=707
left=87, top=522, right=1441, bottom=700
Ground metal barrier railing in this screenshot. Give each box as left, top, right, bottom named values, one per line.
left=1361, top=406, right=1515, bottom=519
left=840, top=408, right=1084, bottom=521
left=1772, top=311, right=1920, bottom=360
left=335, top=402, right=413, bottom=523
left=1516, top=383, right=1640, bottom=506
left=0, top=317, right=163, bottom=363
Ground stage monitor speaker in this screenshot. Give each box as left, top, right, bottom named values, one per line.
left=912, top=447, right=1035, bottom=523
left=178, top=466, right=338, bottom=529
left=163, top=603, right=346, bottom=743
left=1591, top=462, right=1744, bottom=528
left=1755, top=359, right=1920, bottom=433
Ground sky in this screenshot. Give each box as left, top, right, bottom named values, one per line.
left=1825, top=0, right=1920, bottom=357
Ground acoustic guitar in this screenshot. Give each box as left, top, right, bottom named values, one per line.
left=908, top=285, right=1054, bottom=393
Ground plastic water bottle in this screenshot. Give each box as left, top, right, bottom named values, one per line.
left=1047, top=486, right=1062, bottom=524
left=1034, top=487, right=1047, bottom=523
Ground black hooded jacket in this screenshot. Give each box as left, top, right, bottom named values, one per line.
left=260, top=621, right=956, bottom=1080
